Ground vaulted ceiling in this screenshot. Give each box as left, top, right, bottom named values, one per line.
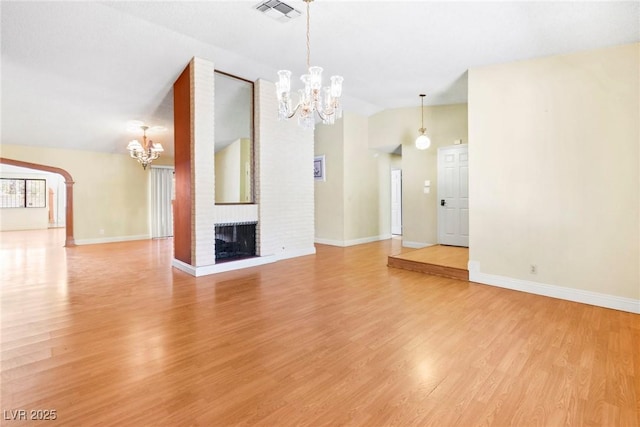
left=2, top=1, right=638, bottom=156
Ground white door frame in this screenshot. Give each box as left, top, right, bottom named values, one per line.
left=391, top=168, right=402, bottom=235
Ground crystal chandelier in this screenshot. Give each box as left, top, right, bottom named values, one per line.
left=276, top=0, right=343, bottom=130
left=415, top=94, right=431, bottom=150
left=126, top=125, right=164, bottom=170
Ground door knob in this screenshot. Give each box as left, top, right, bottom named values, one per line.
left=440, top=199, right=446, bottom=206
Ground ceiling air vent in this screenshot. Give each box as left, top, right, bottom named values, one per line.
left=255, top=0, right=301, bottom=22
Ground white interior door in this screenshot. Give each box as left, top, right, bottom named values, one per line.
left=391, top=169, right=402, bottom=235
left=437, top=145, right=469, bottom=247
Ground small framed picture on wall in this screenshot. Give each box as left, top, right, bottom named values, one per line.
left=314, top=155, right=326, bottom=181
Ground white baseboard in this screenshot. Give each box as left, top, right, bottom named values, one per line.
left=314, top=238, right=344, bottom=247
left=315, top=234, right=392, bottom=247
left=172, top=256, right=277, bottom=277
left=468, top=260, right=640, bottom=314
left=172, top=246, right=316, bottom=277
left=402, top=241, right=435, bottom=249
left=75, top=234, right=150, bottom=245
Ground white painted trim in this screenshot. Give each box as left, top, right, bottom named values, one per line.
left=172, top=259, right=198, bottom=276
left=172, top=255, right=277, bottom=277
left=402, top=241, right=435, bottom=249
left=75, top=234, right=151, bottom=245
left=315, top=235, right=392, bottom=247
left=468, top=260, right=640, bottom=314
left=171, top=246, right=316, bottom=277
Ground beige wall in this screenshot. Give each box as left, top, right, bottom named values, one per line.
left=343, top=113, right=378, bottom=241
left=316, top=105, right=467, bottom=246
left=315, top=112, right=394, bottom=245
left=1, top=143, right=174, bottom=243
left=0, top=207, right=47, bottom=231
left=468, top=42, right=639, bottom=300
left=369, top=104, right=469, bottom=246
left=314, top=118, right=345, bottom=242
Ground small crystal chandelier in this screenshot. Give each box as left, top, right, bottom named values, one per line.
left=415, top=94, right=431, bottom=150
left=276, top=0, right=344, bottom=130
left=127, top=125, right=164, bottom=170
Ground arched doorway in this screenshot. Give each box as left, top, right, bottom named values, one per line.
left=0, top=157, right=75, bottom=247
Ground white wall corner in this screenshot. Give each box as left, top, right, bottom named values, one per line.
left=314, top=238, right=346, bottom=247
left=468, top=260, right=481, bottom=272
left=172, top=258, right=198, bottom=276
left=469, top=260, right=640, bottom=314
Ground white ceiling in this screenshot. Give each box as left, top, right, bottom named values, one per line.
left=1, top=1, right=638, bottom=157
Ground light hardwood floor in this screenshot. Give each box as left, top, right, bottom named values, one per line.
left=390, top=245, right=468, bottom=270
left=388, top=245, right=470, bottom=281
left=1, top=229, right=639, bottom=426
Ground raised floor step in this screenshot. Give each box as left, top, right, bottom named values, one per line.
left=387, top=244, right=469, bottom=281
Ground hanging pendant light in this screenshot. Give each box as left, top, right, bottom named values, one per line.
left=415, top=94, right=431, bottom=150
left=275, top=0, right=344, bottom=130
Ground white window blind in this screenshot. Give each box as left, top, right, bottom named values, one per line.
left=150, top=167, right=174, bottom=238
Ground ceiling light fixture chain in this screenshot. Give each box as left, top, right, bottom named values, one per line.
left=126, top=124, right=164, bottom=170
left=415, top=94, right=431, bottom=150
left=276, top=0, right=344, bottom=130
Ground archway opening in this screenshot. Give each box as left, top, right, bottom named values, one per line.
left=0, top=157, right=75, bottom=247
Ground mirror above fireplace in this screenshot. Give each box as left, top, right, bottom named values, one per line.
left=214, top=71, right=254, bottom=204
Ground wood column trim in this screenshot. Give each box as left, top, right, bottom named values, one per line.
left=172, top=63, right=193, bottom=264
left=0, top=157, right=76, bottom=247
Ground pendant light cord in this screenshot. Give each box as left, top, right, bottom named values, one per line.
left=419, top=94, right=426, bottom=133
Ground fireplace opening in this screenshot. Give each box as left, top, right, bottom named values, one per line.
left=215, top=222, right=257, bottom=262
